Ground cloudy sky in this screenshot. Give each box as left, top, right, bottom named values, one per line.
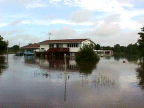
left=0, top=0, right=144, bottom=47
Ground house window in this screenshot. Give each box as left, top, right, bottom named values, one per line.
left=56, top=44, right=59, bottom=48
left=67, top=43, right=78, bottom=47
left=41, top=48, right=45, bottom=50
left=56, top=44, right=63, bottom=48
left=59, top=44, right=63, bottom=48
left=49, top=44, right=54, bottom=48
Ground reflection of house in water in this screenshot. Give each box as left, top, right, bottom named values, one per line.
left=24, top=56, right=37, bottom=65
left=35, top=58, right=78, bottom=72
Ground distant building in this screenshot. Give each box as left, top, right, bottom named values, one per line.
left=21, top=43, right=40, bottom=52
left=94, top=50, right=113, bottom=57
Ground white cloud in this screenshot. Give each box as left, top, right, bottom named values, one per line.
left=63, top=0, right=124, bottom=13
left=21, top=19, right=93, bottom=26
left=90, top=23, right=121, bottom=36
left=0, top=29, right=23, bottom=36
left=10, top=20, right=21, bottom=26
left=0, top=23, right=8, bottom=27
left=137, top=17, right=144, bottom=26
left=26, top=1, right=48, bottom=8
left=71, top=10, right=92, bottom=23
left=119, top=19, right=142, bottom=30
left=105, top=14, right=120, bottom=23
left=9, top=34, right=42, bottom=47
left=48, top=26, right=77, bottom=39
left=1, top=0, right=48, bottom=8
left=1, top=32, right=43, bottom=47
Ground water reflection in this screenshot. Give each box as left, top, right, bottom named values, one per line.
left=114, top=54, right=125, bottom=61
left=25, top=57, right=75, bottom=71
left=0, top=56, right=8, bottom=74
left=136, top=62, right=144, bottom=90
left=24, top=56, right=36, bottom=64
left=76, top=61, right=98, bottom=75
left=92, top=73, right=115, bottom=87
left=25, top=57, right=99, bottom=75
left=113, top=54, right=140, bottom=63
left=0, top=55, right=144, bottom=107
left=125, top=55, right=139, bottom=63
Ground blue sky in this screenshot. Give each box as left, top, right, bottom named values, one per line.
left=0, top=0, right=144, bottom=47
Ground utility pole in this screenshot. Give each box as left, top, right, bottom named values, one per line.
left=7, top=40, right=9, bottom=63
left=49, top=32, right=51, bottom=40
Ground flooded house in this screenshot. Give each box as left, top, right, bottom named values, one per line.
left=22, top=38, right=95, bottom=58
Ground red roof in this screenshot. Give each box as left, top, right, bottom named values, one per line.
left=41, top=39, right=88, bottom=44
left=22, top=44, right=40, bottom=48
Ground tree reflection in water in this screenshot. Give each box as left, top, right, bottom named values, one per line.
left=76, top=61, right=99, bottom=75
left=0, top=56, right=8, bottom=74
left=136, top=61, right=144, bottom=90
left=125, top=54, right=139, bottom=63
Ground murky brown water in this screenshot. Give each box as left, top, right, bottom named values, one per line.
left=0, top=54, right=143, bottom=108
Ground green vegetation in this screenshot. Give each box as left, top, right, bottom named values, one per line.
left=75, top=45, right=99, bottom=62
left=0, top=56, right=6, bottom=74
left=94, top=44, right=100, bottom=50
left=124, top=44, right=140, bottom=55
left=75, top=44, right=99, bottom=74
left=137, top=27, right=144, bottom=60
left=136, top=62, right=144, bottom=90
left=9, top=45, right=20, bottom=53
left=0, top=35, right=8, bottom=54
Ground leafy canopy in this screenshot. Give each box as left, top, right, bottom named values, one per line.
left=0, top=35, right=7, bottom=54
left=137, top=27, right=144, bottom=58
left=75, top=45, right=99, bottom=62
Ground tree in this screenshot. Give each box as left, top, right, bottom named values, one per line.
left=76, top=45, right=99, bottom=62
left=11, top=45, right=20, bottom=53
left=120, top=46, right=126, bottom=52
left=113, top=44, right=121, bottom=53
left=0, top=35, right=7, bottom=54
left=94, top=44, right=100, bottom=50
left=124, top=44, right=140, bottom=55
left=137, top=27, right=144, bottom=59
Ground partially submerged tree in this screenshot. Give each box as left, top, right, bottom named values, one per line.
left=75, top=45, right=99, bottom=62
left=0, top=35, right=7, bottom=54
left=75, top=45, right=99, bottom=74
left=137, top=27, right=144, bottom=59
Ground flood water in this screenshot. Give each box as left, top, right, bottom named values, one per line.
left=0, top=54, right=144, bottom=108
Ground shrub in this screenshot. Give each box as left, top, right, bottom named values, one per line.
left=75, top=45, right=99, bottom=63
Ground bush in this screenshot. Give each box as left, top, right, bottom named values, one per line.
left=75, top=45, right=99, bottom=62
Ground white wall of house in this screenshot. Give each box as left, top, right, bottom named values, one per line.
left=78, top=43, right=82, bottom=47
left=39, top=39, right=95, bottom=53
left=63, top=44, right=67, bottom=48
left=69, top=47, right=80, bottom=52
left=40, top=44, right=49, bottom=51
left=82, top=39, right=93, bottom=47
